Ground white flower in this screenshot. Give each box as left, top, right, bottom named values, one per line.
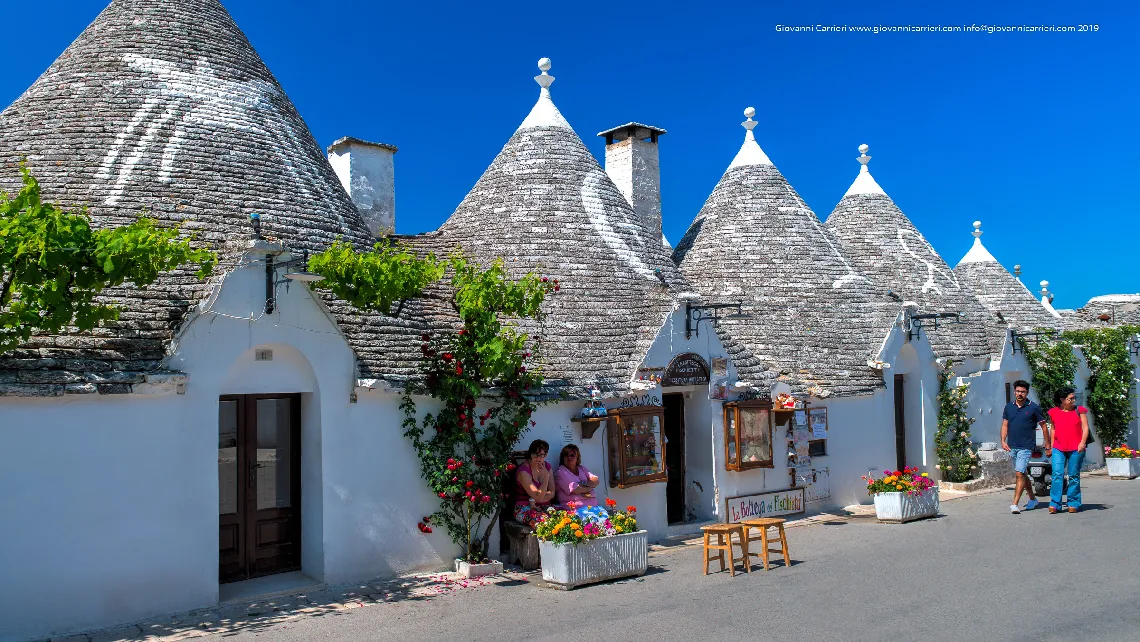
left=935, top=464, right=941, bottom=469
left=946, top=465, right=954, bottom=470
left=971, top=465, right=977, bottom=469
left=960, top=432, right=968, bottom=438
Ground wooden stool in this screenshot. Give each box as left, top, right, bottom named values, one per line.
left=740, top=518, right=791, bottom=570
left=700, top=524, right=750, bottom=576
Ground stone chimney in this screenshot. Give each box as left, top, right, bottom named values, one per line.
left=597, top=123, right=666, bottom=245
left=327, top=137, right=397, bottom=237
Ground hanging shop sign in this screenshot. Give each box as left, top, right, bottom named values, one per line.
left=724, top=487, right=805, bottom=523
left=661, top=353, right=710, bottom=387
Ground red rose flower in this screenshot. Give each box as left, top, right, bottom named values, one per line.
left=438, top=492, right=447, bottom=498
left=455, top=366, right=463, bottom=375
left=442, top=353, right=453, bottom=362
left=465, top=480, right=474, bottom=488
left=627, top=506, right=637, bottom=512
left=481, top=496, right=491, bottom=503
left=417, top=522, right=432, bottom=533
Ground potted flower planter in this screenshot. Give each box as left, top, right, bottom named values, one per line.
left=539, top=530, right=648, bottom=589
left=454, top=558, right=504, bottom=578
left=1106, top=458, right=1140, bottom=480
left=873, top=488, right=939, bottom=523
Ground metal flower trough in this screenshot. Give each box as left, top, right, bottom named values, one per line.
left=873, top=489, right=940, bottom=523
left=539, top=530, right=648, bottom=589
left=1106, top=457, right=1140, bottom=480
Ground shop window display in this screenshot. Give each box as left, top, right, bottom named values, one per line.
left=607, top=406, right=667, bottom=488
left=724, top=400, right=774, bottom=471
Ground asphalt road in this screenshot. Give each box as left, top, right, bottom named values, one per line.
left=205, top=476, right=1140, bottom=642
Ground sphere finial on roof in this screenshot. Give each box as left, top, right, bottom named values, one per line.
left=972, top=220, right=983, bottom=239
left=535, top=58, right=555, bottom=90
left=857, top=144, right=872, bottom=168
left=1014, top=264, right=1022, bottom=276
left=741, top=107, right=758, bottom=133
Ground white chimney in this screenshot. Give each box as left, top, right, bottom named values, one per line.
left=327, top=137, right=397, bottom=237
left=598, top=123, right=666, bottom=245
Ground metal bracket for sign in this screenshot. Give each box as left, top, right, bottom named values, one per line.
left=1010, top=329, right=1058, bottom=354
left=685, top=301, right=748, bottom=339
left=907, top=312, right=964, bottom=341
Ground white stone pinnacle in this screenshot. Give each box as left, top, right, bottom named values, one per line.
left=957, top=220, right=997, bottom=265
left=518, top=56, right=570, bottom=131
left=843, top=143, right=886, bottom=197
left=728, top=106, right=772, bottom=168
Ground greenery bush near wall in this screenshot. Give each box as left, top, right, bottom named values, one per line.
left=935, top=362, right=978, bottom=483
left=1063, top=326, right=1139, bottom=448
left=1023, top=326, right=1139, bottom=448
left=1022, top=336, right=1079, bottom=412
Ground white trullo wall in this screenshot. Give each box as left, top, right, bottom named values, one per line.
left=0, top=251, right=455, bottom=642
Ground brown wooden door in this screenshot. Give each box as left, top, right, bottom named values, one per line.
left=219, top=394, right=302, bottom=584
left=893, top=375, right=906, bottom=472
left=663, top=393, right=685, bottom=524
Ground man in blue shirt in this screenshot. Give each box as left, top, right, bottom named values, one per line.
left=1001, top=380, right=1050, bottom=514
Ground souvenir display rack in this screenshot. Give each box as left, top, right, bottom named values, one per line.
left=607, top=406, right=667, bottom=488
left=723, top=399, right=775, bottom=471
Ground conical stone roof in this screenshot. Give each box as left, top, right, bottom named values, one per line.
left=673, top=110, right=898, bottom=397
left=413, top=60, right=690, bottom=397
left=825, top=146, right=1001, bottom=365
left=0, top=0, right=374, bottom=394
left=954, top=222, right=1058, bottom=330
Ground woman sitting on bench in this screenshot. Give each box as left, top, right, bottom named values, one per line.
left=555, top=444, right=600, bottom=507
left=514, top=439, right=555, bottom=526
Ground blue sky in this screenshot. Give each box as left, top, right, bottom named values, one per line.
left=3, top=0, right=1137, bottom=308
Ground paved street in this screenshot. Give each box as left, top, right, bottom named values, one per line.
left=57, top=475, right=1140, bottom=642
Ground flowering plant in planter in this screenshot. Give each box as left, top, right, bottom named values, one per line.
left=1105, top=445, right=1138, bottom=458
left=862, top=466, right=936, bottom=495
left=534, top=498, right=637, bottom=544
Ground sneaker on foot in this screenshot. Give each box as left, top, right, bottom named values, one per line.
left=1010, top=504, right=1021, bottom=514
left=1048, top=507, right=1058, bottom=514
left=1068, top=506, right=1078, bottom=513
left=1026, top=499, right=1039, bottom=511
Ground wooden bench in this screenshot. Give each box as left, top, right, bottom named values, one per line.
left=740, top=517, right=791, bottom=570
left=700, top=524, right=750, bottom=576
left=502, top=519, right=541, bottom=570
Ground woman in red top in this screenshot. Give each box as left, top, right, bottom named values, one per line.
left=1047, top=387, right=1089, bottom=513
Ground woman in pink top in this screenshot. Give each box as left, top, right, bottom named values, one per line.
left=514, top=439, right=555, bottom=526
left=1046, top=387, right=1089, bottom=514
left=555, top=444, right=600, bottom=507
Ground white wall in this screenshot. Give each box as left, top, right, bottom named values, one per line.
left=0, top=394, right=214, bottom=642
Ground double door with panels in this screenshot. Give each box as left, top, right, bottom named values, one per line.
left=218, top=394, right=302, bottom=583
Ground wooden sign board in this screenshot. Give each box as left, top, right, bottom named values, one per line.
left=662, top=353, right=710, bottom=387
left=724, top=487, right=805, bottom=523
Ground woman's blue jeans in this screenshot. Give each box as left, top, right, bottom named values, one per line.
left=1050, top=449, right=1084, bottom=510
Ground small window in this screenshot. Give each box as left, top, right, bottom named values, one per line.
left=607, top=406, right=667, bottom=488
left=723, top=400, right=774, bottom=471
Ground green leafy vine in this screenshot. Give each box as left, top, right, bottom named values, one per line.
left=310, top=241, right=560, bottom=562
left=1, top=166, right=216, bottom=355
